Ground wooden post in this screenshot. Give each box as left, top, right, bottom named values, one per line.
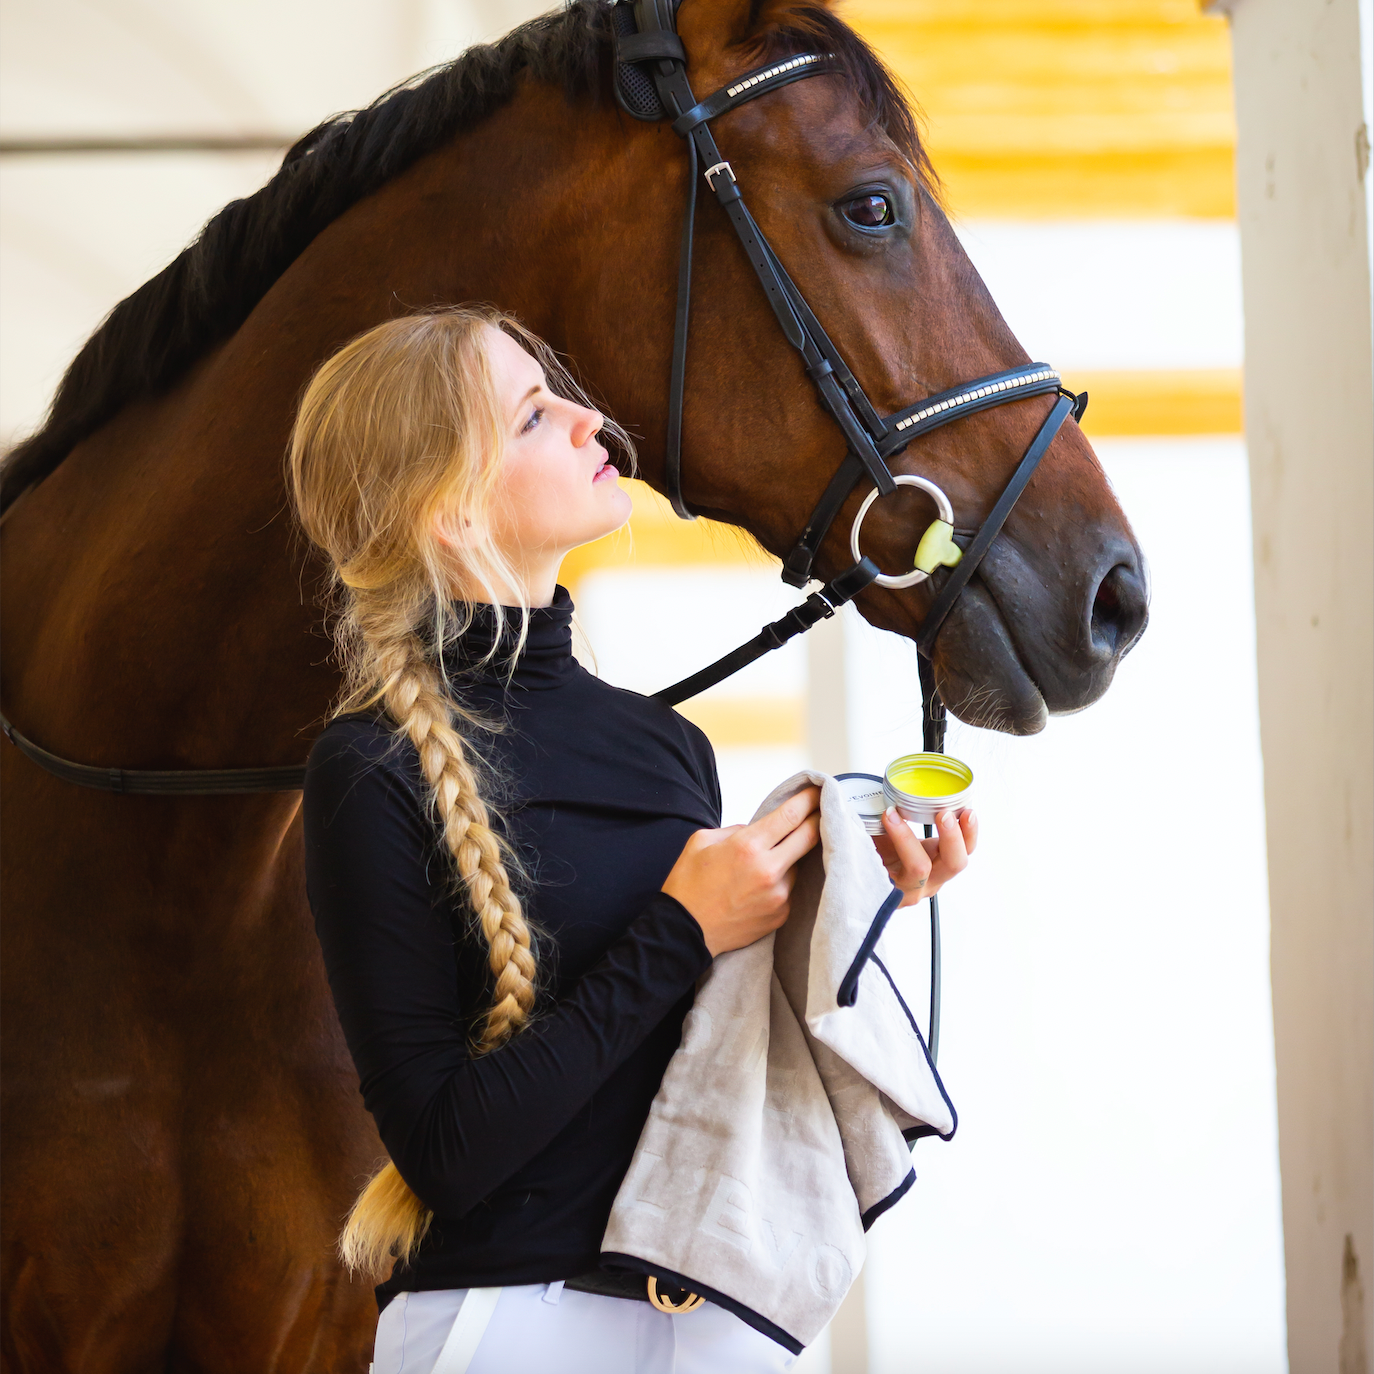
left=1216, top=0, right=1374, bottom=1367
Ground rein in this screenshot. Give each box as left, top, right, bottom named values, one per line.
left=615, top=0, right=1085, bottom=1071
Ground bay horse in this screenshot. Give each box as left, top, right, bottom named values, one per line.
left=0, top=1, right=1147, bottom=1368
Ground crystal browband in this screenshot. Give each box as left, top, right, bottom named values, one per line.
left=725, top=54, right=827, bottom=99
left=892, top=368, right=1061, bottom=434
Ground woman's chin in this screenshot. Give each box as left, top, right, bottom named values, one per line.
left=562, top=495, right=632, bottom=556
left=600, top=483, right=634, bottom=530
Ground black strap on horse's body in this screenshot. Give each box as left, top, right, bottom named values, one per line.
left=0, top=709, right=308, bottom=794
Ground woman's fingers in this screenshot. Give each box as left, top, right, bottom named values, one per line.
left=880, top=807, right=927, bottom=869
left=931, top=808, right=970, bottom=879
left=916, top=809, right=971, bottom=898
left=748, top=787, right=820, bottom=848
left=879, top=807, right=934, bottom=907
left=961, top=808, right=979, bottom=855
left=880, top=806, right=976, bottom=906
left=769, top=811, right=821, bottom=870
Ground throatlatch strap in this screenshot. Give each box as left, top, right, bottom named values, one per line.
left=630, top=3, right=898, bottom=523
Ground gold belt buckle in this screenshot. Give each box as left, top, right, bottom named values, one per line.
left=646, top=1275, right=705, bottom=1314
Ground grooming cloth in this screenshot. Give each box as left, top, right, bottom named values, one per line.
left=600, top=771, right=957, bottom=1353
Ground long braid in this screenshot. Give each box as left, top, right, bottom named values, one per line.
left=338, top=612, right=535, bottom=1277
left=380, top=627, right=536, bottom=1050
left=286, top=305, right=634, bottom=1280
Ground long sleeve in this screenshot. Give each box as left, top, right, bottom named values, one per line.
left=303, top=725, right=713, bottom=1221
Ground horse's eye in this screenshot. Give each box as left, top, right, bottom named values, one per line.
left=840, top=193, right=894, bottom=229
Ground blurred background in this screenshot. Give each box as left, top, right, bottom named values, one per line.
left=2, top=2, right=1368, bottom=1371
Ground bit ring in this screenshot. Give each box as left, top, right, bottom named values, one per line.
left=849, top=475, right=956, bottom=589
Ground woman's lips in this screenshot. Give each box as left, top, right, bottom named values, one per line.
left=593, top=461, right=618, bottom=483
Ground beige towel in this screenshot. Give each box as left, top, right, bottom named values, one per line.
left=601, top=771, right=957, bottom=1353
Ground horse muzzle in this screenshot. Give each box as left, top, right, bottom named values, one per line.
left=933, top=529, right=1149, bottom=733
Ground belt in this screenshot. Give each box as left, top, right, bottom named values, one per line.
left=565, top=1270, right=705, bottom=1314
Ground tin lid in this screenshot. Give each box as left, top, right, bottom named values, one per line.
left=834, top=772, right=888, bottom=834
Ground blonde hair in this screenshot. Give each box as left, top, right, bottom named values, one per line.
left=287, top=306, right=632, bottom=1279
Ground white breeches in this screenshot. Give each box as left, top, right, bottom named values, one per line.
left=371, top=1282, right=799, bottom=1374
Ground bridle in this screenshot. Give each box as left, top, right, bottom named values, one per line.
left=2, top=6, right=1085, bottom=822
left=612, top=0, right=1087, bottom=711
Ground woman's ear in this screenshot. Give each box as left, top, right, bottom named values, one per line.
left=432, top=508, right=487, bottom=555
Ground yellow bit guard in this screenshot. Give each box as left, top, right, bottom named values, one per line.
left=914, top=519, right=963, bottom=574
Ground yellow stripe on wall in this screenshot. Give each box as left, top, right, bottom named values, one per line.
left=1070, top=367, right=1242, bottom=436
left=673, top=697, right=805, bottom=748
left=559, top=482, right=769, bottom=585
left=843, top=0, right=1236, bottom=218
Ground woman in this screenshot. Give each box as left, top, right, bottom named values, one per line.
left=291, top=307, right=975, bottom=1373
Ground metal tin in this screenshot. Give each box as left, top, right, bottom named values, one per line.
left=882, top=752, right=974, bottom=825
left=834, top=772, right=888, bottom=835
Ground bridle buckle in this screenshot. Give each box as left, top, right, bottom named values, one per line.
left=703, top=160, right=735, bottom=190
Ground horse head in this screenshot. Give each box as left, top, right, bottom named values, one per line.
left=554, top=0, right=1149, bottom=735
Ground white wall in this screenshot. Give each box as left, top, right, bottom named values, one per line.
left=0, top=0, right=550, bottom=447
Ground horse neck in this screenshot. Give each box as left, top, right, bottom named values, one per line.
left=0, top=90, right=662, bottom=769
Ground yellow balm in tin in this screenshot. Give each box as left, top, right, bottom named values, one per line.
left=883, top=752, right=974, bottom=824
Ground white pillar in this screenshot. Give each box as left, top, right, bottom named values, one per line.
left=1221, top=0, right=1374, bottom=1368
left=804, top=609, right=871, bottom=1374
left=807, top=609, right=851, bottom=776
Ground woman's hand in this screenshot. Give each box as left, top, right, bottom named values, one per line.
left=874, top=807, right=978, bottom=908
left=663, top=788, right=821, bottom=956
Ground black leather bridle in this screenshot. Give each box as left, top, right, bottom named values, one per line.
left=2, top=2, right=1086, bottom=818
left=613, top=0, right=1086, bottom=711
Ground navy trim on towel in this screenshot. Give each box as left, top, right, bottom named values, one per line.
left=600, top=1252, right=805, bottom=1355
left=860, top=1166, right=915, bottom=1231
left=872, top=953, right=958, bottom=1143
left=836, top=884, right=904, bottom=1007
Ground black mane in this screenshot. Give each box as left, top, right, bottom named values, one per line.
left=1, top=3, right=929, bottom=513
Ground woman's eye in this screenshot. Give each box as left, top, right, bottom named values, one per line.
left=839, top=193, right=895, bottom=229
left=522, top=407, right=544, bottom=434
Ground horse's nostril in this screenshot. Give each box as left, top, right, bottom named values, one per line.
left=1090, top=562, right=1148, bottom=657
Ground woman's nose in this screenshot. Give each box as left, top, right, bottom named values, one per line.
left=572, top=404, right=604, bottom=445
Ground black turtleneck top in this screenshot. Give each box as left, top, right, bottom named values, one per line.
left=303, top=590, right=719, bottom=1300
